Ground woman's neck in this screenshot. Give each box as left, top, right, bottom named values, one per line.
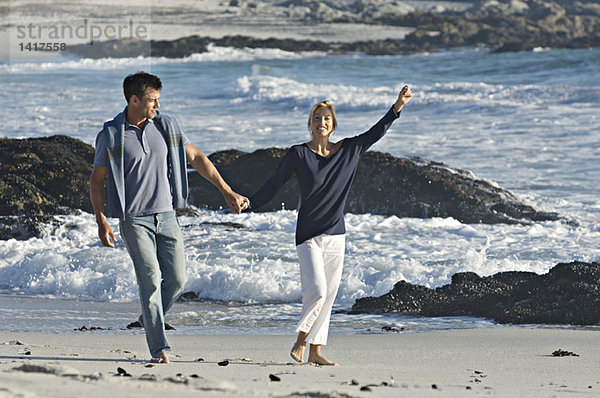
left=307, top=136, right=331, bottom=155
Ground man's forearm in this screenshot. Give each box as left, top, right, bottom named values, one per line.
left=89, top=167, right=109, bottom=223
left=89, top=169, right=117, bottom=247
left=190, top=152, right=233, bottom=195
left=90, top=182, right=107, bottom=222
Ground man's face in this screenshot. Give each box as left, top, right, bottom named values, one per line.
left=132, top=88, right=160, bottom=120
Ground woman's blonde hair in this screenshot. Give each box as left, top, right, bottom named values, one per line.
left=307, top=100, right=337, bottom=135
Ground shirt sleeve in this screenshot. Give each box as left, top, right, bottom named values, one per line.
left=349, top=106, right=400, bottom=156
left=181, top=130, right=191, bottom=147
left=170, top=117, right=191, bottom=147
left=92, top=131, right=109, bottom=167
left=249, top=147, right=297, bottom=210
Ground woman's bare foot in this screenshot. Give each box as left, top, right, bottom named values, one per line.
left=150, top=351, right=169, bottom=364
left=291, top=332, right=308, bottom=363
left=308, top=344, right=338, bottom=366
left=290, top=341, right=306, bottom=363
left=307, top=353, right=338, bottom=366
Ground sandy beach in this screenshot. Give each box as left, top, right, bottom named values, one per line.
left=1, top=328, right=598, bottom=397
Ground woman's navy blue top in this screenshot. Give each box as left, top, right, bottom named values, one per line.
left=249, top=106, right=400, bottom=245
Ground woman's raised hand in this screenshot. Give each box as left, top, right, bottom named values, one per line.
left=393, top=85, right=413, bottom=113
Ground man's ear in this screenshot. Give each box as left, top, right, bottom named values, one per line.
left=129, top=94, right=140, bottom=106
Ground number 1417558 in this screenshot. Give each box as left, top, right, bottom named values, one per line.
left=18, top=42, right=67, bottom=52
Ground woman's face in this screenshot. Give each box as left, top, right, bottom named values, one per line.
left=311, top=107, right=334, bottom=138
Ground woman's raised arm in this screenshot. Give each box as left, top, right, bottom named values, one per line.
left=393, top=85, right=413, bottom=113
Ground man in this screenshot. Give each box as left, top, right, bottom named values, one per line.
left=90, top=71, right=248, bottom=364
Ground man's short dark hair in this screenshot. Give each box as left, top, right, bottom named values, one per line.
left=123, top=71, right=162, bottom=103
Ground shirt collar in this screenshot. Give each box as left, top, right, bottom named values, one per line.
left=124, top=116, right=154, bottom=131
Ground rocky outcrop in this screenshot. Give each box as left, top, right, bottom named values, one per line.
left=63, top=0, right=600, bottom=58
left=1, top=136, right=559, bottom=240
left=0, top=136, right=94, bottom=216
left=276, top=0, right=600, bottom=52
left=379, top=0, right=600, bottom=53
left=0, top=136, right=94, bottom=239
left=350, top=261, right=600, bottom=325
left=189, top=148, right=559, bottom=224
left=437, top=0, right=600, bottom=52
left=66, top=35, right=333, bottom=59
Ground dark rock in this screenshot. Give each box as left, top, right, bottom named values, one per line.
left=178, top=291, right=199, bottom=301
left=65, top=35, right=332, bottom=59
left=164, top=322, right=176, bottom=331
left=381, top=326, right=405, bottom=333
left=218, top=360, right=230, bottom=366
left=125, top=318, right=175, bottom=330
left=552, top=349, right=579, bottom=357
left=0, top=135, right=94, bottom=215
left=1, top=137, right=560, bottom=240
left=87, top=326, right=105, bottom=331
left=189, top=148, right=559, bottom=224
left=126, top=320, right=143, bottom=329
left=269, top=373, right=281, bottom=381
left=0, top=135, right=94, bottom=239
left=350, top=261, right=600, bottom=325
left=0, top=214, right=60, bottom=240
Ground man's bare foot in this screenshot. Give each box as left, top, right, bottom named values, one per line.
left=290, top=342, right=305, bottom=363
left=150, top=351, right=169, bottom=364
left=307, top=353, right=338, bottom=366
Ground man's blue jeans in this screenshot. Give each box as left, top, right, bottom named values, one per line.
left=119, top=210, right=186, bottom=358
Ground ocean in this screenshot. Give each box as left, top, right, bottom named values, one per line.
left=1, top=45, right=599, bottom=335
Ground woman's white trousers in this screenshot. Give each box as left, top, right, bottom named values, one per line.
left=295, top=234, right=345, bottom=345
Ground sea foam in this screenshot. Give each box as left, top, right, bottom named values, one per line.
left=0, top=44, right=325, bottom=74
left=1, top=209, right=596, bottom=306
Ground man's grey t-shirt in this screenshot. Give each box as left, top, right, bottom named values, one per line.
left=93, top=118, right=190, bottom=218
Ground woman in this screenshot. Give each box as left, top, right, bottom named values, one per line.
left=246, top=85, right=413, bottom=366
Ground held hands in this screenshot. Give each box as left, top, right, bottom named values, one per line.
left=224, top=191, right=250, bottom=214
left=241, top=197, right=250, bottom=212
left=393, top=85, right=413, bottom=113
